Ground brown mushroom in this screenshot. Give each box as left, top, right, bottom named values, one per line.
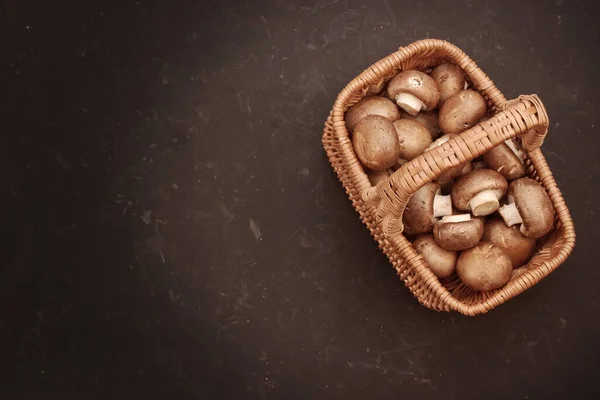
left=399, top=110, right=440, bottom=140
left=457, top=243, right=513, bottom=291
left=482, top=217, right=536, bottom=268
left=426, top=135, right=473, bottom=186
left=387, top=70, right=440, bottom=115
left=497, top=178, right=555, bottom=239
left=433, top=214, right=484, bottom=251
left=413, top=234, right=457, bottom=279
left=439, top=90, right=487, bottom=135
left=403, top=182, right=452, bottom=235
left=345, top=96, right=402, bottom=133
left=367, top=169, right=391, bottom=186
left=452, top=169, right=508, bottom=216
left=352, top=115, right=400, bottom=171
left=430, top=63, right=466, bottom=104
left=482, top=139, right=526, bottom=181
left=393, top=119, right=432, bottom=165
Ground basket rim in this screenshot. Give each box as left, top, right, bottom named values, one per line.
left=322, top=39, right=576, bottom=315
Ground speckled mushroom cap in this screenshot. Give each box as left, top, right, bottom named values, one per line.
left=482, top=217, right=536, bottom=268
left=413, top=234, right=457, bottom=279
left=352, top=115, right=400, bottom=171
left=430, top=63, right=466, bottom=104
left=508, top=178, right=555, bottom=239
left=457, top=243, right=513, bottom=291
left=483, top=142, right=526, bottom=181
left=403, top=182, right=440, bottom=235
left=393, top=119, right=432, bottom=161
left=345, top=96, right=402, bottom=133
left=452, top=169, right=508, bottom=211
left=387, top=70, right=440, bottom=112
left=433, top=216, right=483, bottom=251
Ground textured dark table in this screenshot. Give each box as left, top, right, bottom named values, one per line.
left=3, top=0, right=600, bottom=398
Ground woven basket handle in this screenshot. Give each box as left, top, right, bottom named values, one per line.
left=363, top=94, right=549, bottom=237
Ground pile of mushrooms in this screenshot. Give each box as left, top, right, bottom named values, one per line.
left=346, top=63, right=556, bottom=292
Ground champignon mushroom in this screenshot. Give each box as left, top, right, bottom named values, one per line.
left=352, top=115, right=400, bottom=171
left=413, top=234, right=457, bottom=279
left=426, top=135, right=473, bottom=186
left=393, top=119, right=432, bottom=165
left=452, top=169, right=508, bottom=216
left=387, top=70, right=440, bottom=115
left=345, top=96, right=402, bottom=133
left=457, top=243, right=513, bottom=291
left=367, top=169, right=391, bottom=186
left=399, top=110, right=440, bottom=140
left=482, top=217, right=536, bottom=268
left=439, top=90, right=487, bottom=135
left=497, top=178, right=555, bottom=239
left=430, top=63, right=466, bottom=104
left=402, top=182, right=452, bottom=235
left=433, top=214, right=484, bottom=251
left=482, top=140, right=526, bottom=181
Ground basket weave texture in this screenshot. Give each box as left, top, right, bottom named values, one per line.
left=322, top=39, right=576, bottom=315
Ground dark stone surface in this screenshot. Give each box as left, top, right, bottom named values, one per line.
left=2, top=0, right=599, bottom=398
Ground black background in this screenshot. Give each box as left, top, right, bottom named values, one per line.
left=3, top=0, right=600, bottom=398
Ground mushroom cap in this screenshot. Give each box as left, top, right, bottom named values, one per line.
left=457, top=243, right=513, bottom=291
left=483, top=142, right=526, bottom=181
left=345, top=96, right=402, bottom=133
left=399, top=110, right=440, bottom=140
left=393, top=119, right=432, bottom=161
left=439, top=90, right=487, bottom=135
left=509, top=178, right=555, bottom=239
left=433, top=216, right=484, bottom=251
left=352, top=115, right=400, bottom=171
left=482, top=217, right=536, bottom=268
left=387, top=70, right=440, bottom=111
left=452, top=169, right=508, bottom=211
left=413, top=234, right=457, bottom=279
left=367, top=169, right=391, bottom=186
left=402, top=182, right=440, bottom=235
left=431, top=63, right=466, bottom=104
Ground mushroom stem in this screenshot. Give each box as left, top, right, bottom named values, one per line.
left=498, top=202, right=523, bottom=227
left=395, top=93, right=424, bottom=115
left=433, top=194, right=452, bottom=218
left=467, top=190, right=500, bottom=216
left=505, top=139, right=525, bottom=162
left=441, top=214, right=471, bottom=223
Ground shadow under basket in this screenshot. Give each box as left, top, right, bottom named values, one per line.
left=322, top=39, right=576, bottom=316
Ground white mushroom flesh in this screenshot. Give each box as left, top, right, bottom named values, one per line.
left=441, top=214, right=471, bottom=223
left=433, top=194, right=452, bottom=218
left=498, top=202, right=524, bottom=227
left=395, top=93, right=425, bottom=115
left=467, top=190, right=500, bottom=216
left=505, top=139, right=525, bottom=162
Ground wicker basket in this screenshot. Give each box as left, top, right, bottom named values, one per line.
left=322, top=39, right=576, bottom=315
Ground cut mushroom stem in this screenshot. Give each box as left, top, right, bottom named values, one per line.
left=498, top=202, right=523, bottom=226
left=441, top=214, right=471, bottom=223
left=433, top=195, right=452, bottom=218
left=395, top=93, right=424, bottom=115
left=467, top=190, right=500, bottom=216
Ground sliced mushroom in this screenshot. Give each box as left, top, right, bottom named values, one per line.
left=426, top=134, right=473, bottom=185
left=498, top=178, right=555, bottom=239
left=387, top=70, right=440, bottom=115
left=433, top=214, right=484, bottom=251
left=352, top=115, right=400, bottom=171
left=402, top=182, right=452, bottom=235
left=482, top=140, right=526, bottom=181
left=367, top=169, right=391, bottom=186
left=399, top=110, right=440, bottom=140
left=482, top=217, right=536, bottom=268
left=393, top=119, right=432, bottom=165
left=452, top=169, right=508, bottom=216
left=457, top=243, right=513, bottom=291
left=413, top=234, right=457, bottom=279
left=439, top=90, right=487, bottom=135
left=430, top=63, right=466, bottom=104
left=345, top=96, right=402, bottom=133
